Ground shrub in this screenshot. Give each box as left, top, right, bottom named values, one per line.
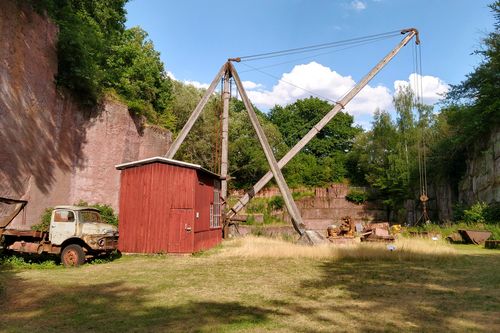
left=484, top=202, right=500, bottom=224
left=76, top=201, right=118, bottom=226
left=268, top=196, right=284, bottom=211
left=31, top=207, right=54, bottom=232
left=345, top=189, right=368, bottom=204
left=462, top=202, right=488, bottom=223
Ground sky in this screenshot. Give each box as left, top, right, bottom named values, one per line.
left=125, top=0, right=495, bottom=129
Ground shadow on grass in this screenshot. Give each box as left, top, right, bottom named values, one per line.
left=0, top=272, right=274, bottom=332
left=286, top=251, right=500, bottom=332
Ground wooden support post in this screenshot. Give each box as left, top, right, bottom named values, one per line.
left=165, top=63, right=227, bottom=159
left=227, top=29, right=418, bottom=219
left=220, top=69, right=230, bottom=200
left=229, top=62, right=304, bottom=235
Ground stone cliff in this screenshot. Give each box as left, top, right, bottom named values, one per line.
left=460, top=127, right=500, bottom=205
left=0, top=2, right=171, bottom=228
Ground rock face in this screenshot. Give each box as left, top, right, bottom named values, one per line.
left=0, top=1, right=171, bottom=228
left=459, top=128, right=500, bottom=205
left=296, top=185, right=386, bottom=231
left=234, top=184, right=386, bottom=231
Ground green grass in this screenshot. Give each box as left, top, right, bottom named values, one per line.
left=406, top=222, right=500, bottom=240
left=0, top=239, right=499, bottom=332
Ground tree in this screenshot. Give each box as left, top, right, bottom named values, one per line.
left=268, top=97, right=361, bottom=158
left=28, top=0, right=175, bottom=129
left=268, top=97, right=361, bottom=187
left=105, top=26, right=173, bottom=125
left=228, top=100, right=288, bottom=189
left=428, top=1, right=499, bottom=187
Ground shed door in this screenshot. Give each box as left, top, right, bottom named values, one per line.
left=168, top=209, right=194, bottom=253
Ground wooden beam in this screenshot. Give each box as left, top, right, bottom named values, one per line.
left=165, top=63, right=228, bottom=159
left=220, top=71, right=230, bottom=199
left=229, top=62, right=304, bottom=235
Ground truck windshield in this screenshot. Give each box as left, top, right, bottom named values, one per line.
left=79, top=211, right=101, bottom=223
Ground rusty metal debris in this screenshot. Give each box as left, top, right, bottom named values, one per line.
left=457, top=229, right=492, bottom=245
left=327, top=216, right=355, bottom=238
left=360, top=222, right=395, bottom=242
left=485, top=240, right=500, bottom=249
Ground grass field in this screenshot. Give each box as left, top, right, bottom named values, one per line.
left=0, top=237, right=499, bottom=332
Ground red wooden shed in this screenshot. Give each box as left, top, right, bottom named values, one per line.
left=115, top=157, right=222, bottom=254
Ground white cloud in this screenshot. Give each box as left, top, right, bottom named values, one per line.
left=351, top=0, right=367, bottom=11
left=394, top=73, right=449, bottom=105
left=166, top=71, right=176, bottom=80
left=183, top=80, right=210, bottom=89
left=165, top=70, right=210, bottom=89
left=246, top=61, right=392, bottom=118
left=242, top=80, right=263, bottom=90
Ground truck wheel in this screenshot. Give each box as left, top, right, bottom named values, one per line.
left=61, top=244, right=85, bottom=267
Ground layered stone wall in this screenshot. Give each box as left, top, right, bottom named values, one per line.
left=296, top=185, right=386, bottom=231
left=459, top=128, right=500, bottom=205
left=0, top=1, right=171, bottom=228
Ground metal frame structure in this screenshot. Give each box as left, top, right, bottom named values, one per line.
left=165, top=28, right=420, bottom=236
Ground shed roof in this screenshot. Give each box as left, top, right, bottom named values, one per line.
left=115, top=157, right=220, bottom=179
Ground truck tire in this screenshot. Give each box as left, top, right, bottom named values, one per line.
left=61, top=244, right=85, bottom=267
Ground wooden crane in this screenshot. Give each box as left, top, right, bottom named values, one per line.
left=165, top=28, right=420, bottom=239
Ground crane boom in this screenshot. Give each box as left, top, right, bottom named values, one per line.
left=227, top=28, right=419, bottom=219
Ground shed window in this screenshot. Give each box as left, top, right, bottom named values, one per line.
left=210, top=180, right=221, bottom=228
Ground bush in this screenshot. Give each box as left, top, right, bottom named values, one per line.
left=462, top=202, right=488, bottom=223
left=484, top=202, right=500, bottom=224
left=76, top=201, right=118, bottom=226
left=345, top=189, right=368, bottom=204
left=31, top=207, right=54, bottom=232
left=268, top=196, right=284, bottom=211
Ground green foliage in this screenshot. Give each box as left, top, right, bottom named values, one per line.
left=27, top=0, right=175, bottom=128
left=31, top=207, right=54, bottom=232
left=345, top=189, right=368, bottom=204
left=407, top=222, right=500, bottom=240
left=268, top=97, right=361, bottom=187
left=228, top=100, right=288, bottom=188
left=429, top=2, right=499, bottom=185
left=104, top=27, right=173, bottom=123
left=348, top=108, right=414, bottom=217
left=462, top=202, right=489, bottom=223
left=0, top=254, right=58, bottom=269
left=484, top=202, right=500, bottom=223
left=268, top=196, right=284, bottom=211
left=75, top=201, right=119, bottom=226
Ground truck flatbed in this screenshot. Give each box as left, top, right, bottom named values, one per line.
left=0, top=229, right=47, bottom=238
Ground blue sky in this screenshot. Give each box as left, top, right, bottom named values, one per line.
left=125, top=0, right=495, bottom=128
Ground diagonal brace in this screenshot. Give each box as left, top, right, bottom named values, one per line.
left=229, top=62, right=304, bottom=235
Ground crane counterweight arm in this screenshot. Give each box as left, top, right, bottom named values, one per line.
left=226, top=28, right=419, bottom=220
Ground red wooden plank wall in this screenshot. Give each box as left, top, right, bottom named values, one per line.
left=193, top=171, right=222, bottom=251
left=118, top=163, right=196, bottom=253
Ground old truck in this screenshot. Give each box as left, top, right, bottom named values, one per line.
left=0, top=197, right=119, bottom=266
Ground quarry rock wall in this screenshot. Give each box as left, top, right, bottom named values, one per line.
left=0, top=1, right=171, bottom=228
left=459, top=127, right=500, bottom=205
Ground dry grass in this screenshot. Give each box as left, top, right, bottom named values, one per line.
left=218, top=235, right=456, bottom=261
left=0, top=236, right=497, bottom=333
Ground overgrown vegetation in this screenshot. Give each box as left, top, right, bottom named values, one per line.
left=27, top=0, right=174, bottom=128
left=31, top=207, right=54, bottom=232
left=428, top=1, right=499, bottom=185
left=30, top=201, right=118, bottom=232
left=345, top=188, right=369, bottom=204
left=75, top=201, right=119, bottom=227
